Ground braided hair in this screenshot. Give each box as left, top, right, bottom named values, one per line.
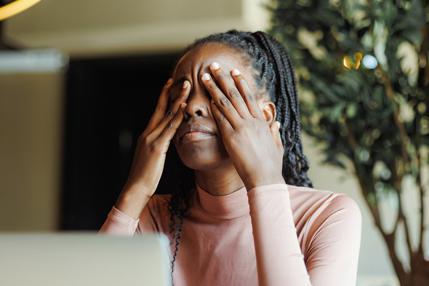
left=167, top=30, right=313, bottom=285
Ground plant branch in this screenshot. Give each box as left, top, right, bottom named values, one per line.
left=377, top=65, right=419, bottom=266
left=376, top=66, right=411, bottom=167
left=342, top=118, right=382, bottom=226
left=399, top=194, right=416, bottom=262
left=416, top=4, right=429, bottom=258
left=392, top=159, right=415, bottom=266
left=342, top=117, right=407, bottom=278
left=416, top=143, right=427, bottom=255
left=419, top=23, right=429, bottom=87
left=350, top=161, right=406, bottom=278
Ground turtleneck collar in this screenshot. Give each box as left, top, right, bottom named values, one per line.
left=194, top=183, right=250, bottom=220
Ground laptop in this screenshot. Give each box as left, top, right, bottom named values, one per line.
left=0, top=233, right=172, bottom=286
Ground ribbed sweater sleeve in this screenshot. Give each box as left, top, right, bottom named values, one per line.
left=98, top=198, right=159, bottom=235
left=98, top=206, right=140, bottom=235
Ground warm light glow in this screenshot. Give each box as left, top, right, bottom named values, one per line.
left=0, top=0, right=41, bottom=21
left=343, top=52, right=363, bottom=70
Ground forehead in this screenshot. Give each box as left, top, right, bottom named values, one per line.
left=173, top=43, right=252, bottom=78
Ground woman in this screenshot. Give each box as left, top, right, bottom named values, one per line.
left=99, top=30, right=362, bottom=286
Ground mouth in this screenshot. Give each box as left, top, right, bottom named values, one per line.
left=178, top=124, right=216, bottom=143
left=181, top=131, right=215, bottom=143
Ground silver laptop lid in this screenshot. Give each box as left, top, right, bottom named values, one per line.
left=0, top=233, right=172, bottom=286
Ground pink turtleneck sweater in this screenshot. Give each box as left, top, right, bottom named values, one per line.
left=99, top=183, right=362, bottom=286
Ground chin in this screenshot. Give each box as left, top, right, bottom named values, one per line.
left=174, top=140, right=229, bottom=171
left=181, top=156, right=227, bottom=171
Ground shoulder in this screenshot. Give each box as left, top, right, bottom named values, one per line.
left=287, top=184, right=361, bottom=218
left=148, top=193, right=172, bottom=206
left=144, top=193, right=172, bottom=216
left=287, top=185, right=362, bottom=257
left=287, top=184, right=362, bottom=237
left=137, top=193, right=173, bottom=234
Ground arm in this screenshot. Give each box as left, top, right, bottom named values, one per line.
left=98, top=187, right=158, bottom=235
left=99, top=78, right=189, bottom=235
left=98, top=206, right=140, bottom=235
left=248, top=184, right=362, bottom=286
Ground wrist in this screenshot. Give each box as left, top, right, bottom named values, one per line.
left=122, top=180, right=153, bottom=196
left=245, top=174, right=285, bottom=191
left=121, top=184, right=153, bottom=204
left=115, top=184, right=153, bottom=220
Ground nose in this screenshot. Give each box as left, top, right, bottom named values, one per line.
left=183, top=84, right=210, bottom=120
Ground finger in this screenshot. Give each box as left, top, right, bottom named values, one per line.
left=210, top=100, right=234, bottom=136
left=148, top=81, right=190, bottom=139
left=231, top=69, right=264, bottom=119
left=271, top=121, right=284, bottom=151
left=209, top=62, right=252, bottom=119
left=156, top=102, right=187, bottom=145
left=165, top=80, right=191, bottom=116
left=201, top=72, right=241, bottom=129
left=145, top=78, right=174, bottom=134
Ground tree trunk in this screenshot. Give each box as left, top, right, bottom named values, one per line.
left=395, top=253, right=429, bottom=286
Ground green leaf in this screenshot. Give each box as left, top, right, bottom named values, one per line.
left=346, top=103, right=358, bottom=118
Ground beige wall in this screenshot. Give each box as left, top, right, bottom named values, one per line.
left=0, top=72, right=64, bottom=231
left=5, top=0, right=269, bottom=57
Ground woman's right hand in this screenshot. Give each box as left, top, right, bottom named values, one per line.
left=115, top=78, right=190, bottom=218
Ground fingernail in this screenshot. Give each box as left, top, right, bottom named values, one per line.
left=231, top=68, right=241, bottom=76
left=210, top=62, right=220, bottom=70
left=166, top=78, right=173, bottom=85
left=180, top=103, right=187, bottom=109
left=202, top=73, right=211, bottom=81
left=182, top=80, right=189, bottom=89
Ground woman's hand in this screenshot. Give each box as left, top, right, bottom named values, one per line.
left=116, top=78, right=190, bottom=219
left=122, top=78, right=190, bottom=197
left=201, top=62, right=285, bottom=190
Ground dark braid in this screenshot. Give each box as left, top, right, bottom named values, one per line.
left=167, top=30, right=313, bottom=285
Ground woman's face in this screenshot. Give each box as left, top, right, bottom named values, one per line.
left=171, top=43, right=259, bottom=171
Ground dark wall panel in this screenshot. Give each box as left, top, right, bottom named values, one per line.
left=61, top=53, right=183, bottom=230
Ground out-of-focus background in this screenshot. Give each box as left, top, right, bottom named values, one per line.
left=1, top=1, right=428, bottom=286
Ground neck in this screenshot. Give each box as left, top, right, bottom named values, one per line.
left=195, top=162, right=245, bottom=196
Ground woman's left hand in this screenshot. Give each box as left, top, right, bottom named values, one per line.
left=201, top=62, right=286, bottom=190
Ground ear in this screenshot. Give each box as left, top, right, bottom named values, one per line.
left=257, top=99, right=276, bottom=125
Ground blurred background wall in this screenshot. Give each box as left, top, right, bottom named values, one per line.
left=0, top=0, right=419, bottom=285
left=5, top=0, right=269, bottom=56
left=0, top=71, right=64, bottom=230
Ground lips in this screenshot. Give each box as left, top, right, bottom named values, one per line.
left=178, top=123, right=216, bottom=142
